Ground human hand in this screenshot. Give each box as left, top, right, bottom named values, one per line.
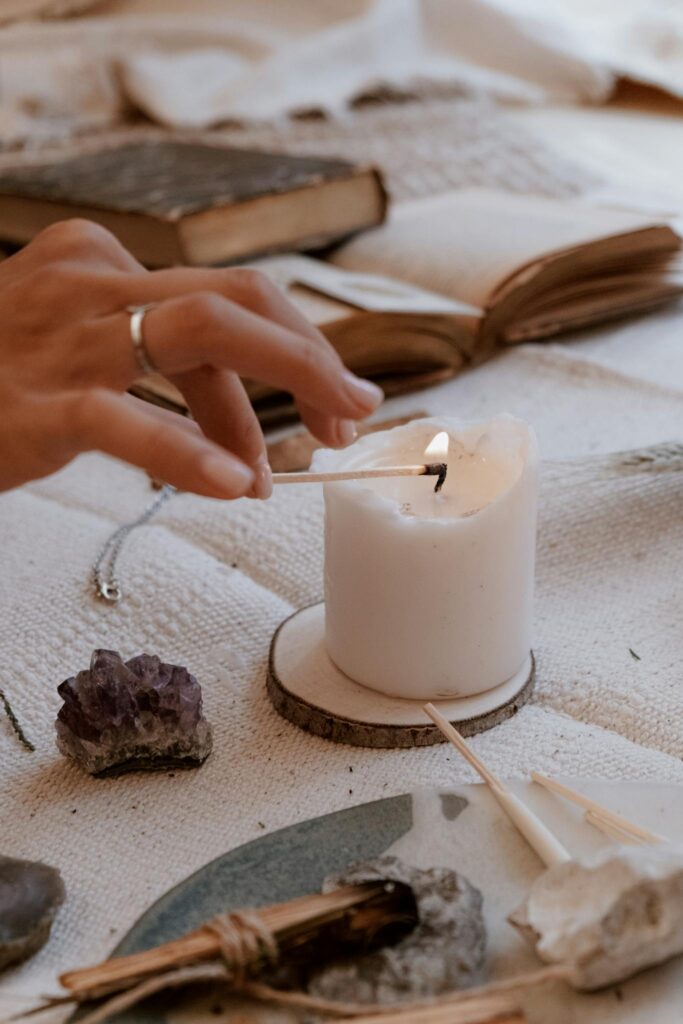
left=0, top=219, right=383, bottom=499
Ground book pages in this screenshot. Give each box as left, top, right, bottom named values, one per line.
left=330, top=189, right=659, bottom=308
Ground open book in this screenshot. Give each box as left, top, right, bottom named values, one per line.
left=133, top=188, right=682, bottom=424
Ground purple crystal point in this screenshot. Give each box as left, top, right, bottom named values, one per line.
left=55, top=649, right=213, bottom=776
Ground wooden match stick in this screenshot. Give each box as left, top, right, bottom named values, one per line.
left=272, top=463, right=448, bottom=492
left=423, top=704, right=571, bottom=869
left=531, top=773, right=665, bottom=845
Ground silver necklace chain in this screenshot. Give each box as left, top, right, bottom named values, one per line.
left=93, top=484, right=176, bottom=603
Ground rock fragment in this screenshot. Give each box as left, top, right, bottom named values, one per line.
left=55, top=649, right=212, bottom=775
left=308, top=854, right=487, bottom=1005
left=0, top=855, right=64, bottom=971
left=510, top=842, right=683, bottom=989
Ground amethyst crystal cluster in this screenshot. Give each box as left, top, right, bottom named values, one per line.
left=55, top=650, right=213, bottom=776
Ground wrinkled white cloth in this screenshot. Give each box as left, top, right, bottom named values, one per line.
left=1, top=331, right=683, bottom=1006
left=2, top=0, right=683, bottom=141
left=0, top=0, right=100, bottom=22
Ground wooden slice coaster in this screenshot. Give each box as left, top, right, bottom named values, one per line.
left=267, top=602, right=535, bottom=748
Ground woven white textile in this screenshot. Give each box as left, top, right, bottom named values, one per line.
left=7, top=0, right=683, bottom=142
left=1, top=333, right=683, bottom=1006
left=7, top=0, right=683, bottom=138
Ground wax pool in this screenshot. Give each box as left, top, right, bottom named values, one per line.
left=312, top=415, right=538, bottom=701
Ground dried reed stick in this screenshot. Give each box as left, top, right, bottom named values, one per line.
left=43, top=962, right=568, bottom=1024
left=423, top=704, right=571, bottom=869
left=0, top=689, right=35, bottom=752
left=60, top=882, right=413, bottom=1001
left=584, top=810, right=645, bottom=845
left=272, top=463, right=447, bottom=491
left=338, top=995, right=526, bottom=1023
left=531, top=773, right=665, bottom=845
left=246, top=963, right=567, bottom=1020
left=17, top=935, right=569, bottom=1024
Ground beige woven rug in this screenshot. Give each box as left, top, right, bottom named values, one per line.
left=1, top=337, right=683, bottom=1013
left=0, top=72, right=678, bottom=1018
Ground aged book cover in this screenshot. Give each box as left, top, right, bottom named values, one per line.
left=0, top=141, right=387, bottom=265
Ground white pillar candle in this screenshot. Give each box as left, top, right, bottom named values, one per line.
left=311, top=415, right=538, bottom=701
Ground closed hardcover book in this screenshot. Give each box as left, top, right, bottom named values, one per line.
left=0, top=141, right=387, bottom=266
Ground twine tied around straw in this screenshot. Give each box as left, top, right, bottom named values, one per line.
left=205, top=910, right=279, bottom=986
left=70, top=911, right=285, bottom=1024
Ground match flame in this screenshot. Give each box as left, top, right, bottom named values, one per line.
left=424, top=431, right=449, bottom=459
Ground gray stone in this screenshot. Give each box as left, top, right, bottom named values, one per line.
left=0, top=855, right=64, bottom=971
left=55, top=649, right=213, bottom=776
left=307, top=855, right=487, bottom=1005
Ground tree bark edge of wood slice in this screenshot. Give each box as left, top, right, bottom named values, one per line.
left=266, top=603, right=535, bottom=748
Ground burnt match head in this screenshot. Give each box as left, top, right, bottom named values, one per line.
left=425, top=462, right=448, bottom=493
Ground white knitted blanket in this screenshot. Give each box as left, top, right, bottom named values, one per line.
left=7, top=0, right=683, bottom=139
left=2, top=322, right=683, bottom=1008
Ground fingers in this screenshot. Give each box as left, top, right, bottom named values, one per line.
left=89, top=292, right=383, bottom=422
left=297, top=403, right=358, bottom=448
left=139, top=294, right=383, bottom=417
left=120, top=393, right=202, bottom=437
left=171, top=367, right=272, bottom=499
left=16, top=219, right=143, bottom=280
left=120, top=266, right=338, bottom=356
left=108, top=267, right=382, bottom=445
left=63, top=389, right=254, bottom=500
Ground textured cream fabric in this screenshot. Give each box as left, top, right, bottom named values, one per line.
left=1, top=340, right=683, bottom=1007
left=0, top=0, right=101, bottom=21
left=0, top=0, right=611, bottom=143
left=4, top=0, right=683, bottom=140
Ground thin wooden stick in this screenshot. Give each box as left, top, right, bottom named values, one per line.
left=584, top=810, right=645, bottom=846
left=336, top=996, right=526, bottom=1024
left=60, top=882, right=409, bottom=1000
left=331, top=964, right=567, bottom=1021
left=71, top=965, right=229, bottom=1024
left=12, top=958, right=566, bottom=1024
left=242, top=983, right=525, bottom=1021
left=531, top=773, right=665, bottom=844
left=424, top=704, right=571, bottom=869
left=272, top=463, right=447, bottom=491
left=224, top=964, right=565, bottom=1019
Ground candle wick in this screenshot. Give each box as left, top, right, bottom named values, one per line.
left=425, top=462, right=448, bottom=493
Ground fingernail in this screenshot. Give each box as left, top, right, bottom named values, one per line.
left=200, top=453, right=254, bottom=496
left=341, top=372, right=384, bottom=413
left=334, top=419, right=357, bottom=447
left=252, top=457, right=273, bottom=500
